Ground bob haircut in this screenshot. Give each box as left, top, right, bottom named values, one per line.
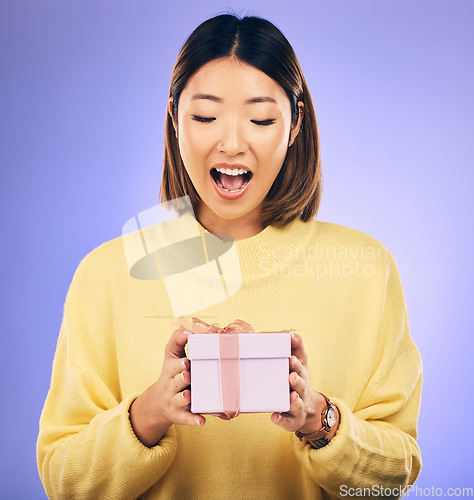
left=160, top=13, right=322, bottom=228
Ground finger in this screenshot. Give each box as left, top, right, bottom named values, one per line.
left=173, top=405, right=207, bottom=427
left=288, top=390, right=304, bottom=416
left=170, top=389, right=206, bottom=426
left=289, top=355, right=304, bottom=376
left=172, top=368, right=191, bottom=394
left=270, top=411, right=296, bottom=431
left=271, top=394, right=304, bottom=432
left=290, top=333, right=308, bottom=366
left=289, top=371, right=307, bottom=400
left=165, top=328, right=190, bottom=359
left=163, top=357, right=190, bottom=379
left=175, top=388, right=191, bottom=409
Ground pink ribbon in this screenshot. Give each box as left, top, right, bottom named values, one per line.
left=173, top=316, right=295, bottom=418
left=218, top=332, right=241, bottom=418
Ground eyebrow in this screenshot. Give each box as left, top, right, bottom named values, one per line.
left=191, top=94, right=277, bottom=104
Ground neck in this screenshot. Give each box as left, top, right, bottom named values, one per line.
left=196, top=204, right=265, bottom=241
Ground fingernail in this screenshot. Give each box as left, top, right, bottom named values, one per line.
left=195, top=418, right=202, bottom=426
left=277, top=415, right=282, bottom=423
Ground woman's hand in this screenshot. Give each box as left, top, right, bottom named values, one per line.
left=270, top=333, right=328, bottom=435
left=129, top=327, right=206, bottom=448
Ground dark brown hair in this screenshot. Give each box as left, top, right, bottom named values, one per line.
left=160, top=13, right=322, bottom=228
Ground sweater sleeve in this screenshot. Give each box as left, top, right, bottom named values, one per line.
left=37, top=246, right=178, bottom=499
left=293, top=250, right=422, bottom=499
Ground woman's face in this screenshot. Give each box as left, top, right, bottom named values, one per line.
left=170, top=57, right=303, bottom=236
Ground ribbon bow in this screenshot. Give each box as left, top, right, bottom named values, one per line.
left=173, top=316, right=256, bottom=335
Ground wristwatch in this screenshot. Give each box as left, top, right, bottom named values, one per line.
left=295, top=394, right=338, bottom=449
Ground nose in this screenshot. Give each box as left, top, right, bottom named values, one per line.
left=218, top=118, right=247, bottom=156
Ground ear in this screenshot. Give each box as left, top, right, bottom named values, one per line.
left=288, top=102, right=304, bottom=147
left=168, top=97, right=178, bottom=137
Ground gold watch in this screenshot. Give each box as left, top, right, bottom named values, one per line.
left=295, top=394, right=338, bottom=449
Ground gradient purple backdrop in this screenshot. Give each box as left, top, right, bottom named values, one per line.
left=1, top=0, right=473, bottom=497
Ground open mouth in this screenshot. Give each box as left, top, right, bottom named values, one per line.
left=210, top=168, right=253, bottom=193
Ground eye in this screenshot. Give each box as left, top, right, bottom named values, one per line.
left=192, top=115, right=215, bottom=124
left=251, top=119, right=276, bottom=127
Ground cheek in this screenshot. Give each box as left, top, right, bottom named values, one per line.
left=255, top=127, right=290, bottom=165
left=179, top=125, right=213, bottom=168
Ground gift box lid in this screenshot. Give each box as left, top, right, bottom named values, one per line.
left=187, top=332, right=291, bottom=360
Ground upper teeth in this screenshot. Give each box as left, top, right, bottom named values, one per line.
left=215, top=167, right=248, bottom=176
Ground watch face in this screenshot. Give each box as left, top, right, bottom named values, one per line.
left=326, top=407, right=336, bottom=428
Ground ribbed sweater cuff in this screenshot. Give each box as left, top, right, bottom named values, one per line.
left=292, top=395, right=417, bottom=496
left=121, top=393, right=178, bottom=454
left=92, top=394, right=178, bottom=495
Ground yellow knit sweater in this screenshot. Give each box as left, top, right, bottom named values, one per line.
left=37, top=214, right=422, bottom=499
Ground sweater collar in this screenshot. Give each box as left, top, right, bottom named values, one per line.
left=176, top=211, right=315, bottom=284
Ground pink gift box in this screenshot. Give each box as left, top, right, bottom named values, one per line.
left=187, top=332, right=291, bottom=414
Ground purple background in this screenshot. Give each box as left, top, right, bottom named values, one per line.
left=1, top=0, right=473, bottom=497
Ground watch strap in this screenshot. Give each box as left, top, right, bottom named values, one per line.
left=306, top=436, right=330, bottom=449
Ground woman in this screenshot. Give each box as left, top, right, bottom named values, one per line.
left=37, top=13, right=422, bottom=499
